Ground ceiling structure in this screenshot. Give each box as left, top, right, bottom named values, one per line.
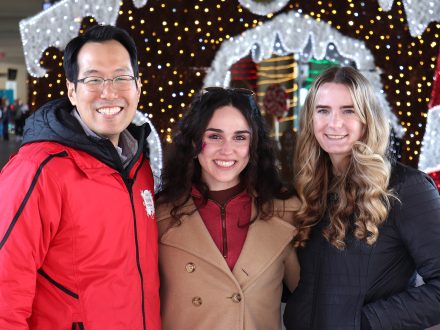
left=0, top=0, right=43, bottom=65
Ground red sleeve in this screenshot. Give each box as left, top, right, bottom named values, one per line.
left=0, top=153, right=62, bottom=329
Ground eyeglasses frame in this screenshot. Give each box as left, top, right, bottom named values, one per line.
left=75, top=75, right=138, bottom=92
left=199, top=87, right=261, bottom=118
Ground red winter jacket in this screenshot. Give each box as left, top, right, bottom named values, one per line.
left=0, top=99, right=161, bottom=330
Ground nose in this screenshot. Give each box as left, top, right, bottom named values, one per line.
left=219, top=140, right=234, bottom=154
left=329, top=112, right=343, bottom=128
left=100, top=80, right=118, bottom=99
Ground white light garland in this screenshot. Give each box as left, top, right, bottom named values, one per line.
left=377, top=0, right=394, bottom=11
left=19, top=0, right=149, bottom=78
left=204, top=10, right=404, bottom=137
left=418, top=105, right=440, bottom=173
left=132, top=0, right=148, bottom=8
left=132, top=111, right=163, bottom=192
left=378, top=0, right=440, bottom=37
left=239, top=0, right=440, bottom=37
left=237, top=0, right=290, bottom=16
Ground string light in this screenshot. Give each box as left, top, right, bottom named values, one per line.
left=25, top=0, right=440, bottom=168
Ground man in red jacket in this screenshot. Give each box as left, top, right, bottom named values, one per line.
left=0, top=25, right=161, bottom=329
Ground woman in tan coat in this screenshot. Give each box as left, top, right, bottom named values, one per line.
left=156, top=87, right=299, bottom=330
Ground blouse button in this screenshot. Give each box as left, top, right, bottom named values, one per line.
left=192, top=296, right=202, bottom=307
left=231, top=293, right=242, bottom=303
left=185, top=262, right=196, bottom=273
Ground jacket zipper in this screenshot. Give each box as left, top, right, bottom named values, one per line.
left=122, top=155, right=147, bottom=330
left=207, top=193, right=243, bottom=261
left=220, top=205, right=227, bottom=259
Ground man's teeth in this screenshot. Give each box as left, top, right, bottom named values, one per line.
left=97, top=107, right=121, bottom=115
left=215, top=160, right=235, bottom=167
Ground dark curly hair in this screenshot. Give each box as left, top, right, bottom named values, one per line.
left=156, top=87, right=293, bottom=224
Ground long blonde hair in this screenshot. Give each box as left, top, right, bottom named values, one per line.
left=294, top=66, right=394, bottom=249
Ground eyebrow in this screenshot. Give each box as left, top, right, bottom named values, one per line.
left=315, top=104, right=354, bottom=109
left=205, top=128, right=251, bottom=134
left=80, top=68, right=132, bottom=77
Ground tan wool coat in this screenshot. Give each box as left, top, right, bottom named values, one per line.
left=157, top=196, right=300, bottom=330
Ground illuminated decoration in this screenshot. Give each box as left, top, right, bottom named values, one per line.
left=428, top=48, right=440, bottom=108
left=230, top=56, right=258, bottom=90
left=239, top=0, right=440, bottom=38
left=419, top=46, right=440, bottom=190
left=419, top=105, right=440, bottom=192
left=204, top=10, right=404, bottom=137
left=378, top=0, right=440, bottom=37
left=238, top=0, right=290, bottom=16
left=419, top=105, right=440, bottom=173
left=132, top=111, right=163, bottom=191
left=257, top=56, right=295, bottom=140
left=430, top=171, right=440, bottom=191
left=377, top=0, right=394, bottom=11
left=22, top=0, right=440, bottom=168
left=263, top=84, right=288, bottom=118
left=19, top=0, right=150, bottom=77
left=257, top=55, right=296, bottom=114
left=132, top=0, right=149, bottom=7
left=232, top=54, right=297, bottom=140
left=302, top=58, right=338, bottom=89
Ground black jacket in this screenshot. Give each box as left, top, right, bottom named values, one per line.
left=22, top=97, right=150, bottom=172
left=284, top=163, right=440, bottom=329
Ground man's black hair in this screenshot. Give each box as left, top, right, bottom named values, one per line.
left=63, top=25, right=139, bottom=83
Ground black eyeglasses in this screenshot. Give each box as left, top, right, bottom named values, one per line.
left=76, top=75, right=136, bottom=92
left=200, top=87, right=260, bottom=117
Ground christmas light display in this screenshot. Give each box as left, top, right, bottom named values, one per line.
left=20, top=0, right=440, bottom=168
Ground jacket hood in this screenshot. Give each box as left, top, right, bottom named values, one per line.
left=22, top=98, right=151, bottom=171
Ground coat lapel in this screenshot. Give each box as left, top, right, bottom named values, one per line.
left=159, top=197, right=296, bottom=289
left=159, top=200, right=230, bottom=272
left=232, top=214, right=295, bottom=290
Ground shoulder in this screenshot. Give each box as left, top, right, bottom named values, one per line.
left=390, top=162, right=437, bottom=196
left=155, top=199, right=197, bottom=237
left=155, top=203, right=175, bottom=237
left=0, top=143, right=69, bottom=198
left=19, top=142, right=97, bottom=173
left=391, top=162, right=427, bottom=180
left=19, top=141, right=67, bottom=159
left=156, top=198, right=195, bottom=223
left=271, top=196, right=300, bottom=226
left=11, top=142, right=117, bottom=185
left=156, top=203, right=174, bottom=222
left=389, top=163, right=440, bottom=226
left=3, top=142, right=70, bottom=175
left=273, top=196, right=300, bottom=212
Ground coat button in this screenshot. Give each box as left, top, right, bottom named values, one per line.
left=192, top=296, right=202, bottom=307
left=231, top=293, right=242, bottom=303
left=185, top=262, right=196, bottom=273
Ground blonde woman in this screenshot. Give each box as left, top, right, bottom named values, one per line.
left=284, top=66, right=440, bottom=329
